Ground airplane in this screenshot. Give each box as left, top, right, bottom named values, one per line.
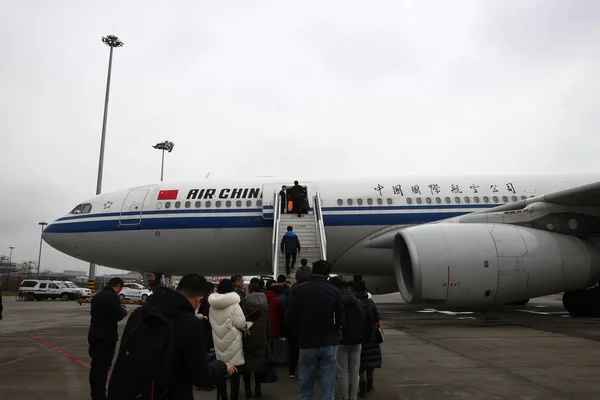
left=42, top=174, right=600, bottom=317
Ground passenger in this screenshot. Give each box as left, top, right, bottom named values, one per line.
left=196, top=282, right=216, bottom=392
left=330, top=278, right=367, bottom=400
left=286, top=283, right=300, bottom=379
left=285, top=260, right=342, bottom=400
left=276, top=274, right=292, bottom=297
left=88, top=277, right=128, bottom=400
left=289, top=180, right=304, bottom=216
left=354, top=280, right=382, bottom=397
left=209, top=279, right=249, bottom=400
left=107, top=274, right=235, bottom=400
left=280, top=226, right=301, bottom=276
left=241, top=283, right=270, bottom=399
left=264, top=279, right=284, bottom=340
left=295, top=258, right=313, bottom=284
left=231, top=275, right=246, bottom=301
left=279, top=185, right=287, bottom=214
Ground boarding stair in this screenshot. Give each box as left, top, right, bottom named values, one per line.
left=271, top=192, right=327, bottom=282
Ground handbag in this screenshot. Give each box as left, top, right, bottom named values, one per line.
left=261, top=342, right=279, bottom=383
left=375, top=326, right=385, bottom=344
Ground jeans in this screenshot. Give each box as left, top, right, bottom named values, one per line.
left=88, top=338, right=116, bottom=400
left=285, top=252, right=297, bottom=275
left=336, top=344, right=362, bottom=400
left=298, top=345, right=338, bottom=400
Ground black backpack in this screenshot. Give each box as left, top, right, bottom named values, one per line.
left=341, top=295, right=367, bottom=345
left=108, top=311, right=178, bottom=399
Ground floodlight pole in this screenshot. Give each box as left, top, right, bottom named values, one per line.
left=153, top=141, right=174, bottom=182
left=90, top=34, right=124, bottom=291
left=9, top=246, right=14, bottom=264
left=161, top=148, right=165, bottom=181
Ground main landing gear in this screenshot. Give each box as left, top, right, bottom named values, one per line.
left=562, top=286, right=600, bottom=317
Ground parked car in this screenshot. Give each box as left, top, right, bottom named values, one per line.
left=17, top=279, right=81, bottom=301
left=60, top=281, right=92, bottom=299
left=118, top=282, right=152, bottom=302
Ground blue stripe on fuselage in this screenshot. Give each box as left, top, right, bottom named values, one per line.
left=45, top=210, right=472, bottom=234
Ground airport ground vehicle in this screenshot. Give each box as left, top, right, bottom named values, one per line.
left=59, top=281, right=92, bottom=298
left=118, top=282, right=152, bottom=302
left=16, top=280, right=81, bottom=301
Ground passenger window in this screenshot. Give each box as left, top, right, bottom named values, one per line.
left=216, top=201, right=222, bottom=208
left=246, top=200, right=252, bottom=207
left=347, top=199, right=353, bottom=206
left=426, top=197, right=432, bottom=204
left=464, top=197, right=470, bottom=203
left=156, top=202, right=162, bottom=209
left=521, top=196, right=527, bottom=200
left=165, top=202, right=171, bottom=209
left=175, top=201, right=181, bottom=209
left=195, top=201, right=201, bottom=208
left=205, top=201, right=212, bottom=208
left=337, top=199, right=343, bottom=206
left=502, top=196, right=508, bottom=202
left=377, top=198, right=383, bottom=205
left=511, top=196, right=517, bottom=202
left=445, top=197, right=451, bottom=203
left=386, top=198, right=392, bottom=205
left=435, top=197, right=441, bottom=204
left=416, top=198, right=422, bottom=204
left=226, top=201, right=232, bottom=208
left=357, top=199, right=363, bottom=206
left=493, top=196, right=499, bottom=203
left=407, top=198, right=413, bottom=204
left=257, top=200, right=262, bottom=207
left=367, top=198, right=373, bottom=205
left=474, top=196, right=480, bottom=203
left=236, top=200, right=242, bottom=207
left=39, top=283, right=47, bottom=289
left=21, top=281, right=35, bottom=287
left=49, top=283, right=58, bottom=289
left=455, top=197, right=461, bottom=203
left=82, top=204, right=92, bottom=214
left=185, top=201, right=191, bottom=208
left=483, top=196, right=489, bottom=203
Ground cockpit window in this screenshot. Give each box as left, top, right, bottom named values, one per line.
left=69, top=203, right=92, bottom=214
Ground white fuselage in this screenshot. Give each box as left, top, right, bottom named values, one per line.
left=42, top=175, right=600, bottom=283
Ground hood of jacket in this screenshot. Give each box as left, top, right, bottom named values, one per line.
left=285, top=231, right=296, bottom=238
left=208, top=291, right=241, bottom=310
left=139, top=286, right=195, bottom=319
left=243, top=291, right=268, bottom=308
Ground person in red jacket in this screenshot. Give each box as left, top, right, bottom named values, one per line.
left=264, top=280, right=283, bottom=339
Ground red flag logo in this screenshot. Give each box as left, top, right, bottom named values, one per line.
left=157, top=190, right=179, bottom=200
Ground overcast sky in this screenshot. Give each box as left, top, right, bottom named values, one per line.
left=1, top=0, right=599, bottom=275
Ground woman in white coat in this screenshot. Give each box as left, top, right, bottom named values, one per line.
left=209, top=279, right=249, bottom=400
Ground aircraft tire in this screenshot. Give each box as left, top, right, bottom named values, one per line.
left=563, top=287, right=600, bottom=317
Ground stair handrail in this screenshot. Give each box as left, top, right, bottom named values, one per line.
left=313, top=192, right=327, bottom=260
left=271, top=190, right=281, bottom=278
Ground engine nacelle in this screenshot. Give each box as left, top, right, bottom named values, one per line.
left=393, top=223, right=600, bottom=306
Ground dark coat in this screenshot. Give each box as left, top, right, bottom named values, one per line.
left=285, top=275, right=342, bottom=349
left=241, top=291, right=270, bottom=373
left=355, top=291, right=382, bottom=370
left=88, top=286, right=126, bottom=342
left=107, top=287, right=227, bottom=400
left=289, top=184, right=303, bottom=200
left=0, top=287, right=3, bottom=319
left=281, top=231, right=301, bottom=254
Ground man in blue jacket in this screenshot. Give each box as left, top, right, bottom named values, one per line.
left=88, top=277, right=128, bottom=400
left=284, top=260, right=342, bottom=400
left=280, top=225, right=301, bottom=276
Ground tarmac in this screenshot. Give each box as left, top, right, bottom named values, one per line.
left=2, top=292, right=600, bottom=399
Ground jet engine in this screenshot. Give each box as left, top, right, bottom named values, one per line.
left=393, top=223, right=600, bottom=306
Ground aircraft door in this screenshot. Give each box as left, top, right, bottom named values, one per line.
left=119, top=189, right=149, bottom=226
left=261, top=182, right=313, bottom=219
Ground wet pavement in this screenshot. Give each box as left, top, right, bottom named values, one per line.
left=2, top=292, right=600, bottom=399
